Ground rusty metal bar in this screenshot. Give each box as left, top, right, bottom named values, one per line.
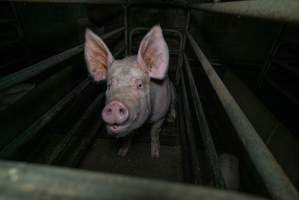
left=191, top=0, right=299, bottom=24
left=0, top=161, right=266, bottom=200
left=0, top=27, right=124, bottom=91
left=183, top=53, right=225, bottom=189
left=186, top=31, right=299, bottom=200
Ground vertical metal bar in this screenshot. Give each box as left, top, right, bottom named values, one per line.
left=186, top=31, right=299, bottom=200
left=183, top=54, right=225, bottom=189
left=175, top=8, right=190, bottom=85
left=123, top=4, right=129, bottom=56
left=257, top=24, right=285, bottom=88
left=181, top=68, right=202, bottom=184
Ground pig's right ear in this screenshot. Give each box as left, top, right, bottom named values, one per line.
left=85, top=29, right=114, bottom=81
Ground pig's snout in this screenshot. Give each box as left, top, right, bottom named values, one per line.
left=102, top=101, right=129, bottom=125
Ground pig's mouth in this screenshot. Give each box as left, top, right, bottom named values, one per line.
left=107, top=123, right=130, bottom=135
left=106, top=113, right=139, bottom=137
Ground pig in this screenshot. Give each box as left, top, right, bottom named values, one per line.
left=84, top=25, right=176, bottom=158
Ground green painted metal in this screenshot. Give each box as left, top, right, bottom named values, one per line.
left=192, top=0, right=299, bottom=24
left=183, top=54, right=225, bottom=189
left=186, top=31, right=299, bottom=200
left=0, top=27, right=124, bottom=91
left=0, top=161, right=266, bottom=200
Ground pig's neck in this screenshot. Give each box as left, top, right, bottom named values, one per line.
left=148, top=77, right=171, bottom=123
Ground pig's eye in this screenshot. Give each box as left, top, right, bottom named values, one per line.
left=136, top=79, right=143, bottom=89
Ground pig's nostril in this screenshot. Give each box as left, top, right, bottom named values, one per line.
left=107, top=108, right=112, bottom=113
left=119, top=108, right=125, bottom=115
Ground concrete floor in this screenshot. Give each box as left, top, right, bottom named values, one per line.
left=79, top=121, right=183, bottom=183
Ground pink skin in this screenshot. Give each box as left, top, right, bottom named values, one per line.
left=85, top=25, right=175, bottom=157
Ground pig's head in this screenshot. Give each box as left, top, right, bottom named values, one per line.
left=85, top=26, right=169, bottom=137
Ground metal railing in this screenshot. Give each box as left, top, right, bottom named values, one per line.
left=186, top=30, right=299, bottom=200
left=1, top=1, right=299, bottom=200
left=9, top=0, right=299, bottom=23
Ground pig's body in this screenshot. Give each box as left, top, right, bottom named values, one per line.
left=149, top=77, right=172, bottom=123
left=85, top=26, right=175, bottom=158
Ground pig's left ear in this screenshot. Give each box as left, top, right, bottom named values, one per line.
left=137, top=26, right=169, bottom=80
left=85, top=29, right=114, bottom=82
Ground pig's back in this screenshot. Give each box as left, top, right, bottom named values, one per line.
left=148, top=77, right=172, bottom=123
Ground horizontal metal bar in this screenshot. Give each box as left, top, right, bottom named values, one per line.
left=9, top=0, right=127, bottom=4
left=10, top=0, right=187, bottom=6
left=0, top=78, right=91, bottom=159
left=192, top=0, right=299, bottom=24
left=273, top=59, right=299, bottom=76
left=0, top=27, right=124, bottom=91
left=183, top=53, right=225, bottom=189
left=186, top=31, right=299, bottom=200
left=0, top=161, right=266, bottom=200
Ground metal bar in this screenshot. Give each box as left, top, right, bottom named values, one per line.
left=191, top=0, right=299, bottom=24
left=272, top=59, right=299, bottom=77
left=123, top=5, right=129, bottom=56
left=180, top=68, right=202, bottom=184
left=0, top=161, right=265, bottom=200
left=257, top=24, right=285, bottom=88
left=175, top=8, right=190, bottom=85
left=177, top=88, right=193, bottom=183
left=0, top=27, right=124, bottom=91
left=9, top=0, right=127, bottom=4
left=47, top=48, right=123, bottom=165
left=64, top=114, right=103, bottom=167
left=183, top=54, right=225, bottom=189
left=0, top=78, right=91, bottom=159
left=10, top=0, right=186, bottom=5
left=48, top=93, right=104, bottom=165
left=186, top=31, right=299, bottom=200
left=266, top=77, right=299, bottom=107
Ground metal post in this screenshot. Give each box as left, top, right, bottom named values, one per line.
left=186, top=31, right=299, bottom=200
left=191, top=0, right=299, bottom=24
